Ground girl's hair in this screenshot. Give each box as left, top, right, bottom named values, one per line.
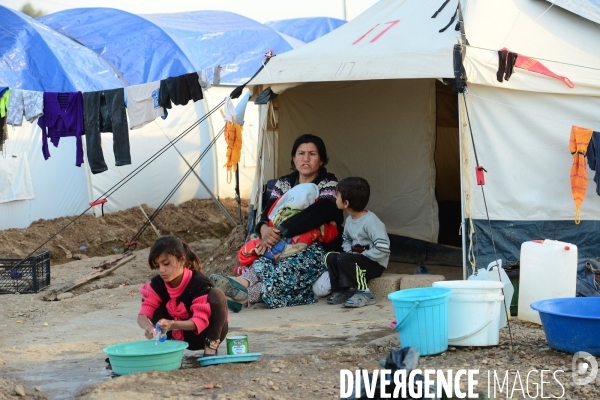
left=290, top=134, right=329, bottom=170
left=148, top=236, right=202, bottom=272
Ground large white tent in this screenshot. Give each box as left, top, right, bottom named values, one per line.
left=247, top=0, right=600, bottom=271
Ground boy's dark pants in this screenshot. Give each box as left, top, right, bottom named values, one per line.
left=152, top=287, right=228, bottom=351
left=325, top=252, right=385, bottom=292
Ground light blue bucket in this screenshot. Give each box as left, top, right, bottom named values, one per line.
left=103, top=340, right=189, bottom=375
left=388, top=287, right=451, bottom=356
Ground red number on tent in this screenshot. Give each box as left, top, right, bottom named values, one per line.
left=353, top=20, right=400, bottom=45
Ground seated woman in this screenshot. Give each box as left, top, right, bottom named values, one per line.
left=137, top=236, right=228, bottom=356
left=238, top=182, right=338, bottom=264
left=211, top=134, right=343, bottom=309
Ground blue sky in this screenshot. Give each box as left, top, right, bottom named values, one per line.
left=0, top=0, right=379, bottom=22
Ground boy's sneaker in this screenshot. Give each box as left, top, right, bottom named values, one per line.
left=326, top=290, right=355, bottom=305
left=343, top=291, right=376, bottom=308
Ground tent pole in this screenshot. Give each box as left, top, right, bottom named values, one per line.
left=170, top=143, right=238, bottom=227
left=235, top=164, right=242, bottom=225
left=459, top=94, right=467, bottom=280
left=154, top=120, right=237, bottom=227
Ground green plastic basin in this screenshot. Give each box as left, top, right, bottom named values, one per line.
left=103, top=340, right=189, bottom=375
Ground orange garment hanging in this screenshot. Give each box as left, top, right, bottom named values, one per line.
left=570, top=126, right=594, bottom=224
left=224, top=117, right=242, bottom=183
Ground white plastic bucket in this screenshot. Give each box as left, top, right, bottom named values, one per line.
left=433, top=280, right=504, bottom=346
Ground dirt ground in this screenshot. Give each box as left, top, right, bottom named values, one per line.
left=0, top=198, right=249, bottom=266
left=0, top=200, right=599, bottom=400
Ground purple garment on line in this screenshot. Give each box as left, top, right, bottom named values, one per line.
left=38, top=92, right=85, bottom=167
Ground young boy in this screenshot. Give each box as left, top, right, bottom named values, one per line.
left=326, top=177, right=390, bottom=308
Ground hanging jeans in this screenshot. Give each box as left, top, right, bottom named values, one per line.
left=83, top=89, right=131, bottom=174
left=577, top=259, right=600, bottom=297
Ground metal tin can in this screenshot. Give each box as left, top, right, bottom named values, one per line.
left=226, top=335, right=249, bottom=355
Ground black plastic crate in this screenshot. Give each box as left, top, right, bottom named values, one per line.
left=0, top=251, right=51, bottom=294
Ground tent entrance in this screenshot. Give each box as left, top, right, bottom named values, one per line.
left=434, top=80, right=461, bottom=247
left=267, top=78, right=462, bottom=265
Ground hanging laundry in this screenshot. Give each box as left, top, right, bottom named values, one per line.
left=498, top=48, right=574, bottom=88
left=125, top=81, right=164, bottom=130
left=198, top=69, right=211, bottom=89
left=83, top=88, right=131, bottom=174
left=586, top=130, right=600, bottom=196
left=6, top=89, right=44, bottom=126
left=570, top=125, right=594, bottom=224
left=496, top=50, right=518, bottom=82
left=222, top=98, right=242, bottom=183
left=38, top=92, right=85, bottom=167
left=0, top=88, right=9, bottom=118
left=158, top=76, right=178, bottom=110
left=0, top=89, right=10, bottom=152
left=175, top=72, right=203, bottom=106
left=213, top=65, right=222, bottom=86
left=223, top=97, right=237, bottom=122
left=515, top=54, right=574, bottom=88
left=0, top=115, right=5, bottom=153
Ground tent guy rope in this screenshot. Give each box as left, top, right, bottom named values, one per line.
left=8, top=98, right=226, bottom=271
left=462, top=90, right=515, bottom=351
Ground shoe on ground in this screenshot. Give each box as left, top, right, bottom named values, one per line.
left=209, top=274, right=248, bottom=302
left=326, top=290, right=355, bottom=305
left=343, top=291, right=376, bottom=308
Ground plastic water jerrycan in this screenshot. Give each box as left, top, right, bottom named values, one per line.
left=518, top=240, right=577, bottom=325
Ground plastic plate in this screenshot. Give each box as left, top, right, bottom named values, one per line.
left=197, top=352, right=262, bottom=367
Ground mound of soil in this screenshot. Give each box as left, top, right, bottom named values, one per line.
left=0, top=198, right=249, bottom=266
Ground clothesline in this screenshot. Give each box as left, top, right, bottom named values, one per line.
left=0, top=68, right=223, bottom=172
left=468, top=45, right=600, bottom=73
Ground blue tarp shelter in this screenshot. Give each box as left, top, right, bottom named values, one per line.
left=0, top=6, right=123, bottom=91
left=264, top=17, right=346, bottom=44
left=38, top=8, right=295, bottom=86
left=0, top=6, right=341, bottom=231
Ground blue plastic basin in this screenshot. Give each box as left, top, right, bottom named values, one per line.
left=531, top=297, right=600, bottom=355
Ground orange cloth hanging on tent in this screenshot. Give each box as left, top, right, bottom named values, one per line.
left=570, top=125, right=594, bottom=224
left=223, top=117, right=242, bottom=183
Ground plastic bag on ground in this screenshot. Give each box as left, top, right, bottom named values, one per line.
left=467, top=259, right=513, bottom=328
left=347, top=347, right=446, bottom=399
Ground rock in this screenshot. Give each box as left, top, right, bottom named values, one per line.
left=267, top=381, right=274, bottom=387
left=225, top=256, right=232, bottom=260
left=369, top=274, right=405, bottom=300
left=14, top=385, right=25, bottom=397
left=0, top=357, right=6, bottom=365
left=271, top=368, right=280, bottom=373
left=399, top=274, right=445, bottom=290
left=34, top=386, right=41, bottom=392
left=72, top=253, right=89, bottom=260
left=57, top=245, right=72, bottom=259
left=56, top=292, right=74, bottom=300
